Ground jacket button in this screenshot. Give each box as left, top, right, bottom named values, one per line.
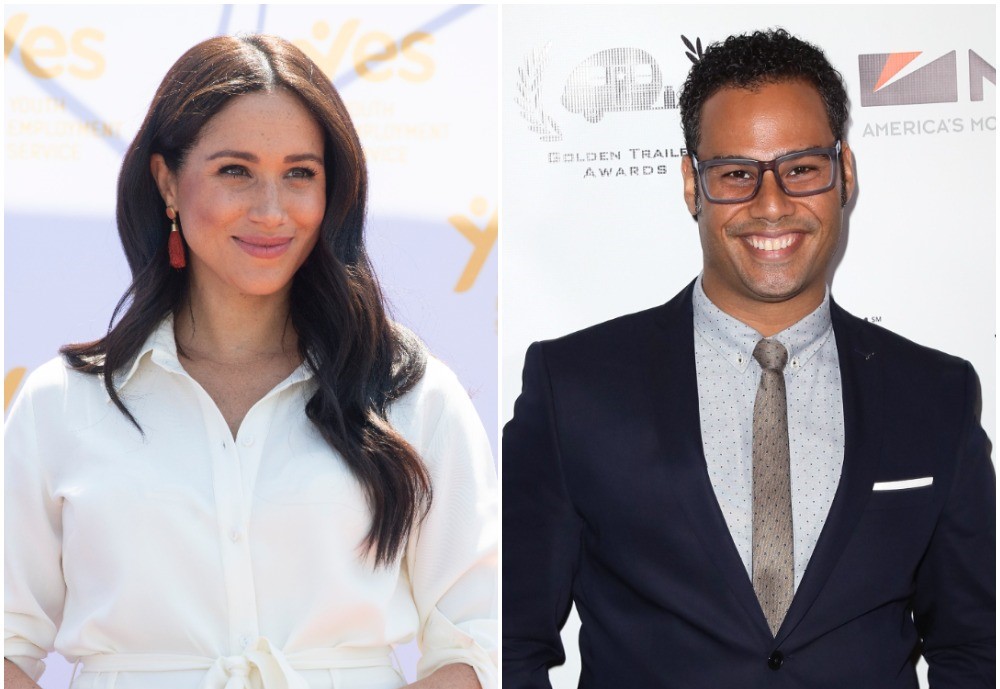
left=768, top=650, right=784, bottom=670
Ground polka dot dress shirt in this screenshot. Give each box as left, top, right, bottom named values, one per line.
left=693, top=276, right=845, bottom=589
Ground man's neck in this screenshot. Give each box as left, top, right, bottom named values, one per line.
left=700, top=280, right=827, bottom=338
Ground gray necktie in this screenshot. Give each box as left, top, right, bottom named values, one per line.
left=752, top=338, right=794, bottom=636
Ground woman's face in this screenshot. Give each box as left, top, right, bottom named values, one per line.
left=151, top=89, right=326, bottom=302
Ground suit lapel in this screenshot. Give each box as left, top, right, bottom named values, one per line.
left=775, top=302, right=883, bottom=643
left=645, top=288, right=883, bottom=642
left=645, top=282, right=773, bottom=641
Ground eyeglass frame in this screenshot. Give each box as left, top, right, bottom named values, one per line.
left=690, top=140, right=842, bottom=204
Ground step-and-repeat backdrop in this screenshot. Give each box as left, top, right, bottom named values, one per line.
left=4, top=4, right=497, bottom=686
left=502, top=5, right=995, bottom=689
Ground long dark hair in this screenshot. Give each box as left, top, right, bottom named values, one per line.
left=60, top=34, right=431, bottom=566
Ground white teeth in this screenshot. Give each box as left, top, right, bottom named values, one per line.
left=750, top=235, right=794, bottom=251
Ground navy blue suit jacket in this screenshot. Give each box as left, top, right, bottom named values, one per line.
left=502, top=282, right=995, bottom=688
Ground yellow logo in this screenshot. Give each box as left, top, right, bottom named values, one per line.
left=4, top=13, right=105, bottom=79
left=448, top=197, right=496, bottom=293
left=5, top=367, right=27, bottom=412
left=293, top=19, right=434, bottom=83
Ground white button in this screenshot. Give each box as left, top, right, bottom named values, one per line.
left=230, top=529, right=242, bottom=543
left=241, top=435, right=254, bottom=447
left=239, top=635, right=252, bottom=649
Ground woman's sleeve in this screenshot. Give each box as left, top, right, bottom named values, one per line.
left=4, top=374, right=67, bottom=681
left=405, top=366, right=498, bottom=689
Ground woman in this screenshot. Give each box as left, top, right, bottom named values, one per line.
left=4, top=34, right=496, bottom=689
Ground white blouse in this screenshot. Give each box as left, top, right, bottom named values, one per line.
left=4, top=318, right=498, bottom=689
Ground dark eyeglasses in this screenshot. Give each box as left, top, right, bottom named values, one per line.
left=691, top=141, right=841, bottom=204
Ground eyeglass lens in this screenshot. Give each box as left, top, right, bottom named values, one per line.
left=702, top=150, right=836, bottom=202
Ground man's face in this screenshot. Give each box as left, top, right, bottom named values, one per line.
left=682, top=79, right=855, bottom=330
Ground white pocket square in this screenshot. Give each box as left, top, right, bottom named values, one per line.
left=872, top=477, right=933, bottom=491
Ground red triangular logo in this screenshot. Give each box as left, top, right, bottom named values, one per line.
left=873, top=52, right=922, bottom=91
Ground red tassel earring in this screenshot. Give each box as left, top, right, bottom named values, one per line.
left=166, top=206, right=186, bottom=269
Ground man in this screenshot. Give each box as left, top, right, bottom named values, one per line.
left=503, top=29, right=994, bottom=688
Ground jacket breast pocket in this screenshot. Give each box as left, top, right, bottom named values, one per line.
left=866, top=485, right=935, bottom=510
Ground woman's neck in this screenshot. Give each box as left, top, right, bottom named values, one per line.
left=173, top=283, right=298, bottom=366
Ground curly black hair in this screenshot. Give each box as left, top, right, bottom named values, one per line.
left=679, top=28, right=849, bottom=155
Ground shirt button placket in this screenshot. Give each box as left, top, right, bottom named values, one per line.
left=217, top=426, right=260, bottom=653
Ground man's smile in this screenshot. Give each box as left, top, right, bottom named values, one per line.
left=744, top=233, right=801, bottom=254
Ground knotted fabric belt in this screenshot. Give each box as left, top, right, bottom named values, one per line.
left=78, top=638, right=394, bottom=689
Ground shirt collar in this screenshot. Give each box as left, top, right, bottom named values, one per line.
left=109, top=314, right=178, bottom=394
left=108, top=314, right=313, bottom=400
left=692, top=274, right=834, bottom=376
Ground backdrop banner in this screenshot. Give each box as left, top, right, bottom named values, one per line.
left=4, top=4, right=497, bottom=686
left=502, top=6, right=995, bottom=689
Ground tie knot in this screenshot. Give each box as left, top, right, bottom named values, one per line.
left=753, top=339, right=788, bottom=372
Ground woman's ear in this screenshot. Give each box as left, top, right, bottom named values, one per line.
left=149, top=154, right=177, bottom=208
